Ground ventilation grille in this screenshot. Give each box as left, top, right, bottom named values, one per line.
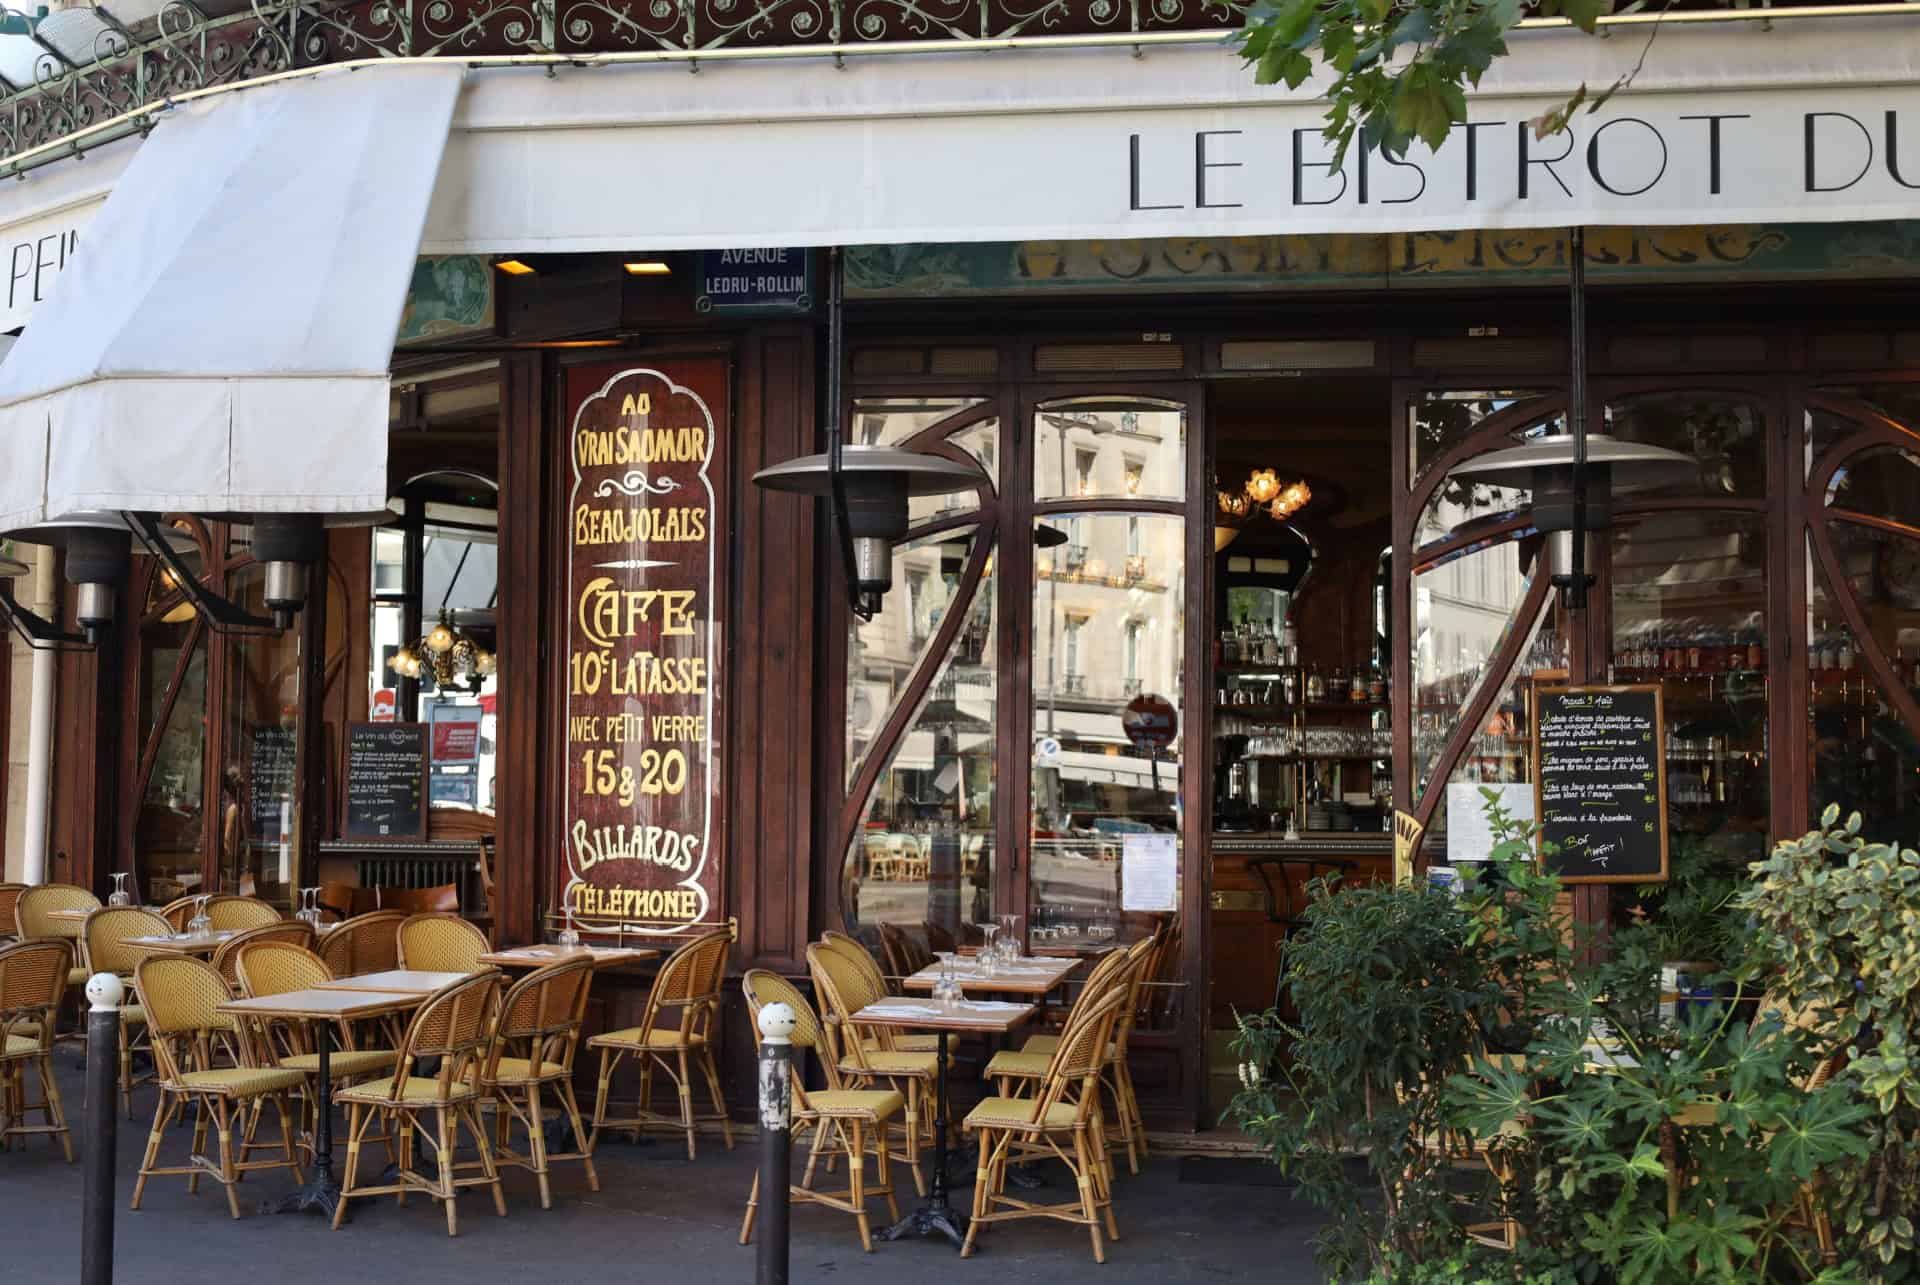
left=1033, top=343, right=1184, bottom=374
left=1220, top=340, right=1377, bottom=372
left=1607, top=333, right=1767, bottom=368
left=1811, top=332, right=1920, bottom=368
left=929, top=347, right=998, bottom=376
left=852, top=347, right=927, bottom=377
left=1412, top=336, right=1565, bottom=370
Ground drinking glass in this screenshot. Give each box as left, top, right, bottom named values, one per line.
left=186, top=895, right=212, bottom=937
left=107, top=872, right=131, bottom=907
left=557, top=906, right=582, bottom=948
left=998, top=913, right=1020, bottom=962
left=980, top=921, right=999, bottom=959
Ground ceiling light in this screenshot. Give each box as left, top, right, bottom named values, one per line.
left=624, top=261, right=671, bottom=276
left=494, top=259, right=536, bottom=276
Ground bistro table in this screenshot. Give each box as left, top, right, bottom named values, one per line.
left=478, top=944, right=661, bottom=970
left=126, top=930, right=237, bottom=956
left=313, top=969, right=473, bottom=994
left=852, top=995, right=1037, bottom=1250
left=217, top=987, right=427, bottom=1219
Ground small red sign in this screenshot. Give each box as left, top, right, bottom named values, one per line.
left=1121, top=693, right=1178, bottom=750
left=432, top=714, right=481, bottom=764
left=371, top=688, right=396, bottom=722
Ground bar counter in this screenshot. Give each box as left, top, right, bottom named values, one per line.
left=1209, top=831, right=1391, bottom=1022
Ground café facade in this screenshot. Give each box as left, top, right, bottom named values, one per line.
left=0, top=4, right=1917, bottom=1128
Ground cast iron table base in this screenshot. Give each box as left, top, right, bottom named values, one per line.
left=877, top=1028, right=968, bottom=1249
left=264, top=1022, right=345, bottom=1220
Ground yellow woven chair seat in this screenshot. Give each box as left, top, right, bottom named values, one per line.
left=120, top=1004, right=145, bottom=1027
left=336, top=1075, right=481, bottom=1108
left=1020, top=1034, right=1117, bottom=1059
left=3, top=1033, right=43, bottom=1056
left=589, top=1026, right=706, bottom=1051
left=279, top=1049, right=398, bottom=1079
left=67, top=966, right=89, bottom=987
left=170, top=1066, right=308, bottom=1098
left=965, top=1096, right=1079, bottom=1131
left=984, top=1050, right=1051, bottom=1080
left=850, top=1050, right=943, bottom=1077
left=865, top=1033, right=939, bottom=1054
left=480, top=1055, right=572, bottom=1086
left=807, top=1088, right=905, bottom=1118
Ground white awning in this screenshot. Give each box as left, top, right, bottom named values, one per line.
left=0, top=63, right=465, bottom=533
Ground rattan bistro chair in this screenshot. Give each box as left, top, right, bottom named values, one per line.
left=84, top=908, right=175, bottom=1118
left=588, top=929, right=735, bottom=1161
left=210, top=921, right=316, bottom=993
left=318, top=910, right=407, bottom=977
left=333, top=970, right=507, bottom=1236
left=1011, top=934, right=1158, bottom=1173
left=130, top=955, right=306, bottom=1219
left=233, top=942, right=400, bottom=1157
left=473, top=956, right=599, bottom=1208
left=396, top=914, right=489, bottom=973
left=0, top=939, right=74, bottom=1161
left=739, top=970, right=902, bottom=1252
left=18, top=884, right=99, bottom=988
left=205, top=896, right=282, bottom=932
left=807, top=941, right=941, bottom=1198
left=818, top=932, right=938, bottom=1054
left=961, top=985, right=1128, bottom=1263
left=0, top=884, right=26, bottom=940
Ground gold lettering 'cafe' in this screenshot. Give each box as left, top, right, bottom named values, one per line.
left=2, top=11, right=1919, bottom=1132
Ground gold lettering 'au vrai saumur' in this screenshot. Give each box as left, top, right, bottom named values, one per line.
left=574, top=423, right=707, bottom=469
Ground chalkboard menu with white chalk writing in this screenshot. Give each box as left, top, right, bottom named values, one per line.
left=1531, top=685, right=1668, bottom=885
left=247, top=725, right=297, bottom=843
left=345, top=722, right=428, bottom=840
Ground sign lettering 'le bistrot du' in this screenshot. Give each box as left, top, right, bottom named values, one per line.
left=563, top=361, right=727, bottom=934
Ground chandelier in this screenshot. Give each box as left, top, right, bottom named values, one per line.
left=389, top=609, right=495, bottom=692
left=1215, top=470, right=1311, bottom=551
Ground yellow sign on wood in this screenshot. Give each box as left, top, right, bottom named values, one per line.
left=1393, top=811, right=1426, bottom=887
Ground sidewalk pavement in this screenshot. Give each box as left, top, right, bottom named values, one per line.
left=0, top=1051, right=1329, bottom=1283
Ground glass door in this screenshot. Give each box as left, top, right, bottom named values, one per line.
left=1019, top=393, right=1196, bottom=952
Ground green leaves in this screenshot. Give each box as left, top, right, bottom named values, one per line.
left=1235, top=0, right=1601, bottom=164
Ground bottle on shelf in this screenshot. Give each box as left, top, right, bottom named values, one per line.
left=1305, top=663, right=1325, bottom=703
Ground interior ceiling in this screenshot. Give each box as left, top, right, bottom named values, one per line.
left=1213, top=376, right=1393, bottom=535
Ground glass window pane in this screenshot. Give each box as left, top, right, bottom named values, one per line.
left=1603, top=392, right=1767, bottom=498
left=853, top=397, right=996, bottom=524
left=222, top=566, right=303, bottom=906
left=420, top=527, right=497, bottom=614
left=1808, top=527, right=1920, bottom=850
left=1424, top=603, right=1566, bottom=860
left=843, top=554, right=996, bottom=946
left=137, top=635, right=208, bottom=903
left=1031, top=514, right=1184, bottom=949
left=1410, top=390, right=1556, bottom=481
left=1825, top=446, right=1920, bottom=529
left=1612, top=512, right=1771, bottom=860
left=847, top=529, right=980, bottom=789
left=1412, top=538, right=1558, bottom=800
left=1034, top=398, right=1185, bottom=503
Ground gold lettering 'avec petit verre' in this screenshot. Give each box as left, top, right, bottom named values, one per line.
left=560, top=363, right=726, bottom=935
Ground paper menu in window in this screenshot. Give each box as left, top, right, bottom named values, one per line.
left=1121, top=834, right=1178, bottom=911
left=1447, top=782, right=1534, bottom=863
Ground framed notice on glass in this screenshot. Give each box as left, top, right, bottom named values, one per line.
left=1531, top=685, right=1668, bottom=885
left=559, top=358, right=727, bottom=936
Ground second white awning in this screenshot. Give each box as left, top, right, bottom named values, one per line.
left=0, top=63, right=466, bottom=533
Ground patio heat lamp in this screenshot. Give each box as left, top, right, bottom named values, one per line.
left=752, top=248, right=988, bottom=620
left=1446, top=228, right=1694, bottom=611
left=124, top=509, right=390, bottom=634
left=0, top=511, right=197, bottom=647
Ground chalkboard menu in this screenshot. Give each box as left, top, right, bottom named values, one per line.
left=345, top=722, right=428, bottom=840
left=1531, top=685, right=1669, bottom=885
left=247, top=725, right=297, bottom=842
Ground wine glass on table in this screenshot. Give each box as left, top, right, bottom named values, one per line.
left=186, top=895, right=212, bottom=937
left=107, top=872, right=131, bottom=907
